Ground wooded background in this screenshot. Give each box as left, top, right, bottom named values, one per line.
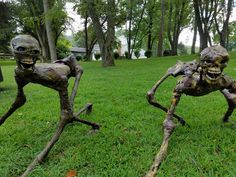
left=0, top=0, right=235, bottom=66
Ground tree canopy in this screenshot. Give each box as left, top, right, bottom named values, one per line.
left=0, top=0, right=236, bottom=65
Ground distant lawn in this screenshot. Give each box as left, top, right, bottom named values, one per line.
left=0, top=53, right=236, bottom=177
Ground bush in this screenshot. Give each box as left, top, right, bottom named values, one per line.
left=178, top=42, right=188, bottom=55
left=56, top=38, right=71, bottom=59
left=76, top=55, right=82, bottom=61
left=125, top=51, right=129, bottom=59
left=134, top=50, right=140, bottom=59
left=144, top=50, right=152, bottom=58
left=95, top=53, right=101, bottom=60
left=113, top=51, right=120, bottom=60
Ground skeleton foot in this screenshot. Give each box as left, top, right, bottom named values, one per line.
left=145, top=120, right=175, bottom=177
left=72, top=116, right=100, bottom=130
left=75, top=103, right=93, bottom=116
left=73, top=103, right=99, bottom=130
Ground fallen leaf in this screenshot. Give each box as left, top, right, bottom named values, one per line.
left=66, top=170, right=77, bottom=177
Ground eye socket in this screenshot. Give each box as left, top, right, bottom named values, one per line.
left=204, top=59, right=211, bottom=64
left=31, top=50, right=40, bottom=55
left=220, top=60, right=227, bottom=64
left=16, top=46, right=26, bottom=52
left=220, top=57, right=229, bottom=64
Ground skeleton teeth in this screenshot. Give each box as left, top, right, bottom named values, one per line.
left=206, top=70, right=221, bottom=80
left=207, top=70, right=221, bottom=74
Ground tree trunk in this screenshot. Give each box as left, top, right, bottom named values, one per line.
left=87, top=0, right=115, bottom=67
left=214, top=0, right=233, bottom=49
left=200, top=32, right=208, bottom=51
left=101, top=43, right=115, bottom=67
left=147, top=12, right=153, bottom=51
left=191, top=19, right=197, bottom=54
left=193, top=0, right=215, bottom=51
left=127, top=1, right=133, bottom=59
left=43, top=0, right=57, bottom=62
left=157, top=0, right=165, bottom=57
left=84, top=12, right=90, bottom=61
left=35, top=23, right=50, bottom=62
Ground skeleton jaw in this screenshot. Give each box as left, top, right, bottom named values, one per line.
left=205, top=68, right=222, bottom=81
left=18, top=58, right=36, bottom=70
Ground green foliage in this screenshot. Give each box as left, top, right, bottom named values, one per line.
left=144, top=50, right=152, bottom=58
left=76, top=55, right=82, bottom=61
left=56, top=37, right=71, bottom=59
left=228, top=21, right=236, bottom=51
left=134, top=50, right=140, bottom=59
left=95, top=53, right=101, bottom=60
left=178, top=42, right=188, bottom=55
left=113, top=51, right=120, bottom=60
left=14, top=0, right=68, bottom=44
left=1, top=52, right=236, bottom=176
left=125, top=51, right=129, bottom=59
left=0, top=2, right=16, bottom=53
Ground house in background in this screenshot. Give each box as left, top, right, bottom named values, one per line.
left=70, top=36, right=146, bottom=60
left=70, top=44, right=101, bottom=60
left=70, top=47, right=86, bottom=57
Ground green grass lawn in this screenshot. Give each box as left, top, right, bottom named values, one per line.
left=0, top=53, right=236, bottom=177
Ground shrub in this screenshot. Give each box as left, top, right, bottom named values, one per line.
left=56, top=38, right=71, bottom=59
left=113, top=51, right=120, bottom=60
left=76, top=55, right=82, bottom=61
left=145, top=50, right=152, bottom=58
left=95, top=53, right=101, bottom=60
left=134, top=50, right=140, bottom=59
left=125, top=51, right=129, bottom=59
left=178, top=42, right=188, bottom=55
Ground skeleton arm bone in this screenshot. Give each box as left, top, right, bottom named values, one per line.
left=70, top=65, right=83, bottom=109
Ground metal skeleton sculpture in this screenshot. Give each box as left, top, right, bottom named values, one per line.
left=0, top=35, right=99, bottom=177
left=145, top=45, right=236, bottom=177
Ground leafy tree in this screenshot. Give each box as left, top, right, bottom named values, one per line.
left=86, top=0, right=116, bottom=67
left=56, top=37, right=71, bottom=59
left=214, top=0, right=234, bottom=49
left=157, top=0, right=165, bottom=56
left=74, top=25, right=97, bottom=61
left=14, top=0, right=68, bottom=61
left=228, top=21, right=236, bottom=51
left=0, top=2, right=16, bottom=53
left=122, top=0, right=146, bottom=59
left=167, top=0, right=190, bottom=55
left=193, top=0, right=216, bottom=51
left=74, top=1, right=96, bottom=61
left=43, top=0, right=57, bottom=61
left=146, top=0, right=157, bottom=51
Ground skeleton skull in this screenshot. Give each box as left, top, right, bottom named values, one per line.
left=199, top=45, right=229, bottom=82
left=11, top=35, right=40, bottom=70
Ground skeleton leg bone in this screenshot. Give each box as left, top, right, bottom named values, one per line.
left=21, top=118, right=68, bottom=177
left=0, top=84, right=27, bottom=125
left=21, top=89, right=74, bottom=176
left=70, top=67, right=83, bottom=109
left=221, top=89, right=236, bottom=122
left=145, top=92, right=181, bottom=177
